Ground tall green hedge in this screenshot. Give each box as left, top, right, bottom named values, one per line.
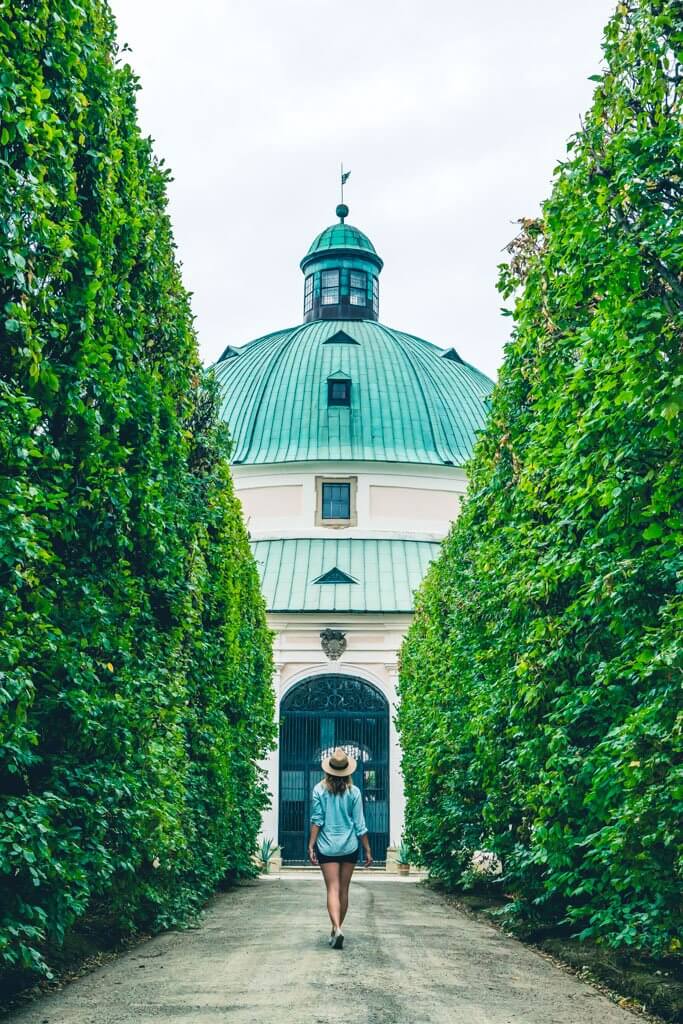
left=0, top=1, right=274, bottom=980
left=398, top=0, right=682, bottom=957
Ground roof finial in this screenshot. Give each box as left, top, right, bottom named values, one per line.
left=337, top=162, right=351, bottom=222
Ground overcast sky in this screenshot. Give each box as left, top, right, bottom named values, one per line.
left=109, top=0, right=616, bottom=380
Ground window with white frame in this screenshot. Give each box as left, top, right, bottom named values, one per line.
left=303, top=274, right=313, bottom=313
left=349, top=270, right=366, bottom=306
left=321, top=269, right=339, bottom=305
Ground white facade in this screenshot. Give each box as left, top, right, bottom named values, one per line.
left=233, top=461, right=467, bottom=850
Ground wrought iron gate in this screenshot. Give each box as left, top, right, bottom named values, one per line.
left=278, top=675, right=390, bottom=864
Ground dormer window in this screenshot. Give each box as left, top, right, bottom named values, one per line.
left=328, top=378, right=351, bottom=406
left=349, top=271, right=366, bottom=306
left=321, top=269, right=339, bottom=305
left=303, top=274, right=313, bottom=314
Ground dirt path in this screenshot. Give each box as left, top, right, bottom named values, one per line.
left=7, top=876, right=644, bottom=1024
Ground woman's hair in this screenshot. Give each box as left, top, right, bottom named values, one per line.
left=323, top=772, right=353, bottom=796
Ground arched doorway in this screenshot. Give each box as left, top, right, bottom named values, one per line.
left=278, top=675, right=390, bottom=864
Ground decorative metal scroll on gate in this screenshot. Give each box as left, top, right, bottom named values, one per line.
left=278, top=675, right=390, bottom=865
left=282, top=675, right=387, bottom=712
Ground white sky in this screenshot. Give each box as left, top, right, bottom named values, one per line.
left=109, top=0, right=615, bottom=380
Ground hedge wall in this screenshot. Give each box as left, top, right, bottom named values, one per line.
left=398, top=0, right=682, bottom=957
left=0, top=1, right=274, bottom=980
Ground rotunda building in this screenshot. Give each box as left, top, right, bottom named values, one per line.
left=213, top=205, right=493, bottom=865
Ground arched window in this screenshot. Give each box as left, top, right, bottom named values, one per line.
left=281, top=675, right=388, bottom=713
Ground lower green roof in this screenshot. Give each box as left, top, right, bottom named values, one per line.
left=250, top=538, right=441, bottom=613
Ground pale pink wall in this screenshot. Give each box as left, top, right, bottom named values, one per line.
left=369, top=485, right=460, bottom=522
left=238, top=484, right=303, bottom=519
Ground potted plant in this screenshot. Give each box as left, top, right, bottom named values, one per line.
left=396, top=841, right=411, bottom=876
left=258, top=837, right=279, bottom=874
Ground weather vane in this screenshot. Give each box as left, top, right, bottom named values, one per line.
left=340, top=162, right=351, bottom=204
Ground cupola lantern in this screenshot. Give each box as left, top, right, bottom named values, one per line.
left=300, top=205, right=383, bottom=323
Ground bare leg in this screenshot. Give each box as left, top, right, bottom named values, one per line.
left=320, top=862, right=342, bottom=931
left=339, top=860, right=356, bottom=926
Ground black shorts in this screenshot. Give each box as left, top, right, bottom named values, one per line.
left=315, top=843, right=359, bottom=865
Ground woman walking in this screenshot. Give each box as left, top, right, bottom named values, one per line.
left=308, top=747, right=373, bottom=949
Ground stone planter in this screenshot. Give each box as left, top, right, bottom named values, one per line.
left=269, top=852, right=282, bottom=873
left=384, top=846, right=399, bottom=873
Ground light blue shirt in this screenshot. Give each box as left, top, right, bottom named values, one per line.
left=310, top=782, right=368, bottom=856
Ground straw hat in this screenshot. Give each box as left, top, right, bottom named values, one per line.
left=321, top=746, right=357, bottom=777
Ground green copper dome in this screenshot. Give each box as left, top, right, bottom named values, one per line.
left=213, top=319, right=493, bottom=466
left=302, top=222, right=382, bottom=266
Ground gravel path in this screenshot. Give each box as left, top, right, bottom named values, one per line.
left=7, top=876, right=643, bottom=1024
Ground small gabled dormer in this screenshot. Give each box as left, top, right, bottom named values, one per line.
left=323, top=329, right=360, bottom=346
left=301, top=205, right=383, bottom=323
left=313, top=567, right=358, bottom=585
left=327, top=370, right=352, bottom=408
left=217, top=344, right=242, bottom=360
